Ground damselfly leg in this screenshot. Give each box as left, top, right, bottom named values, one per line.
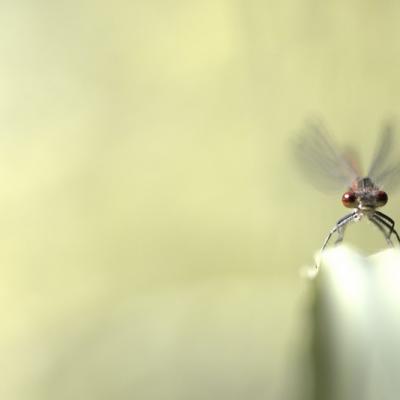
left=315, top=211, right=358, bottom=269
left=372, top=211, right=400, bottom=244
left=369, top=216, right=394, bottom=246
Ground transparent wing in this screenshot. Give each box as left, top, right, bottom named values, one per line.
left=367, top=123, right=394, bottom=178
left=292, top=122, right=360, bottom=192
left=368, top=123, right=400, bottom=192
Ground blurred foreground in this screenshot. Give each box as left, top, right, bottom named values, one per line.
left=313, top=247, right=400, bottom=400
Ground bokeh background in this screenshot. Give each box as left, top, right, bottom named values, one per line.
left=2, top=1, right=400, bottom=399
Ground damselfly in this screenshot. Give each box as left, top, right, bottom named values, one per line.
left=294, top=121, right=400, bottom=269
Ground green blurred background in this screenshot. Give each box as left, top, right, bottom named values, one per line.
left=2, top=1, right=400, bottom=399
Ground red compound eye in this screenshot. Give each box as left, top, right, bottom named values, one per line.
left=342, top=191, right=357, bottom=208
left=375, top=190, right=388, bottom=207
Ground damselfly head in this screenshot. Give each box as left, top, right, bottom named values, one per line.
left=342, top=177, right=388, bottom=210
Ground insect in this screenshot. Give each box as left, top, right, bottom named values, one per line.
left=293, top=121, right=400, bottom=268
